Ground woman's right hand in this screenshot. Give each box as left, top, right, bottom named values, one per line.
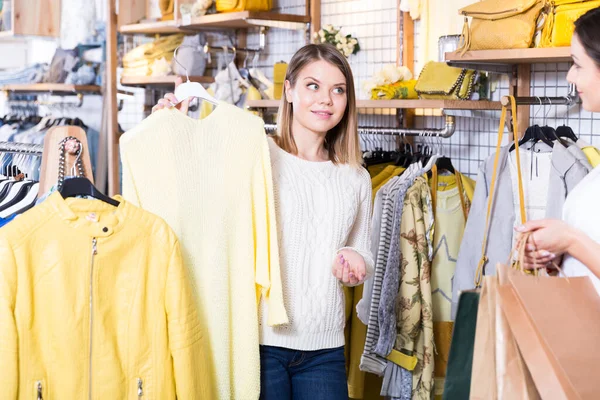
left=151, top=76, right=192, bottom=114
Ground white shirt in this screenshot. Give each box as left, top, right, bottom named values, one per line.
left=562, top=164, right=600, bottom=294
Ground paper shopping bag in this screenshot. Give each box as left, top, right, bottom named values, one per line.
left=499, top=273, right=600, bottom=399
left=495, top=264, right=540, bottom=400
left=469, top=276, right=497, bottom=399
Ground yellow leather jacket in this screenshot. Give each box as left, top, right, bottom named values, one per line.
left=0, top=193, right=215, bottom=399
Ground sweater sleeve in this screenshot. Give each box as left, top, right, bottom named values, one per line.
left=253, top=135, right=288, bottom=326
left=119, top=144, right=140, bottom=206
left=166, top=239, right=216, bottom=399
left=0, top=236, right=18, bottom=399
left=338, top=168, right=375, bottom=286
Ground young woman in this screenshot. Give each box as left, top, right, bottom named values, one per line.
left=517, top=8, right=600, bottom=293
left=153, top=43, right=374, bottom=399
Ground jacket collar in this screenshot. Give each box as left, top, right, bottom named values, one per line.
left=47, top=192, right=128, bottom=238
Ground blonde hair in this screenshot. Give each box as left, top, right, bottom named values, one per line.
left=274, top=43, right=362, bottom=168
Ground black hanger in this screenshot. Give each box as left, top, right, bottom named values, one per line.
left=0, top=181, right=35, bottom=212
left=60, top=177, right=120, bottom=207
left=510, top=125, right=554, bottom=151
left=436, top=156, right=455, bottom=174
left=556, top=125, right=578, bottom=142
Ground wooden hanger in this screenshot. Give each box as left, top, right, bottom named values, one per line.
left=39, top=126, right=94, bottom=196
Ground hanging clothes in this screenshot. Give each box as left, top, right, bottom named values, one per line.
left=0, top=192, right=214, bottom=398
left=428, top=168, right=474, bottom=399
left=360, top=162, right=422, bottom=377
left=452, top=142, right=591, bottom=318
left=120, top=105, right=287, bottom=400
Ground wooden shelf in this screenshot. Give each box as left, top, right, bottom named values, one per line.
left=445, top=47, right=572, bottom=64
left=1, top=84, right=102, bottom=94
left=119, top=20, right=183, bottom=34
left=247, top=99, right=502, bottom=110
left=184, top=11, right=309, bottom=30
left=119, top=12, right=310, bottom=34
left=120, top=75, right=215, bottom=88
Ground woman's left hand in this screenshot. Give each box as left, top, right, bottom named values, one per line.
left=332, top=249, right=367, bottom=286
left=516, top=219, right=575, bottom=269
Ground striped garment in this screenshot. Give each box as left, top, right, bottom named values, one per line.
left=360, top=162, right=420, bottom=375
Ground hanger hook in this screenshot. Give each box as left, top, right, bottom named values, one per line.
left=173, top=45, right=190, bottom=82
left=544, top=96, right=552, bottom=125
left=532, top=96, right=543, bottom=124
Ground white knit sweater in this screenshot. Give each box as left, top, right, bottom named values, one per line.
left=259, top=137, right=374, bottom=351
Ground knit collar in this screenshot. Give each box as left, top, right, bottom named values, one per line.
left=47, top=192, right=128, bottom=238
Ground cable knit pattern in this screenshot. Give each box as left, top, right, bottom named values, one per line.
left=260, top=137, right=374, bottom=351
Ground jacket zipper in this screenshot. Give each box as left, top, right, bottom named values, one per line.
left=462, top=7, right=518, bottom=15
left=36, top=381, right=43, bottom=400
left=89, top=238, right=97, bottom=400
left=137, top=378, right=144, bottom=399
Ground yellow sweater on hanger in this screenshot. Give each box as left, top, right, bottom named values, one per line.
left=120, top=105, right=288, bottom=400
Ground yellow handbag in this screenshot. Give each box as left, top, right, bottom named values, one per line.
left=457, top=0, right=546, bottom=53
left=159, top=0, right=174, bottom=21
left=371, top=80, right=418, bottom=100
left=415, top=62, right=476, bottom=100
left=539, top=0, right=600, bottom=47
left=216, top=0, right=272, bottom=12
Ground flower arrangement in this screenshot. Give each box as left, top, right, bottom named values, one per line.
left=362, top=65, right=414, bottom=94
left=312, top=25, right=360, bottom=58
left=362, top=65, right=418, bottom=100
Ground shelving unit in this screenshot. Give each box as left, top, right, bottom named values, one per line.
left=120, top=76, right=214, bottom=88
left=247, top=99, right=502, bottom=110
left=1, top=84, right=102, bottom=95
left=119, top=12, right=310, bottom=34
left=445, top=47, right=572, bottom=64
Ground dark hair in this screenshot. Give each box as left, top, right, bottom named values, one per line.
left=574, top=7, right=600, bottom=66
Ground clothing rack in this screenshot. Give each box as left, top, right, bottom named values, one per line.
left=203, top=27, right=267, bottom=55
left=264, top=116, right=456, bottom=138
left=6, top=94, right=84, bottom=108
left=0, top=141, right=43, bottom=155
left=501, top=83, right=578, bottom=106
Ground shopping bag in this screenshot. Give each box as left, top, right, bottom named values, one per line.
left=469, top=276, right=497, bottom=400
left=442, top=290, right=479, bottom=400
left=495, top=264, right=540, bottom=400
left=499, top=272, right=600, bottom=399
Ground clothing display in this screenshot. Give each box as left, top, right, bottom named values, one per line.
left=452, top=141, right=591, bottom=317
left=122, top=35, right=184, bottom=77
left=5, top=2, right=600, bottom=399
left=0, top=63, right=47, bottom=85
left=357, top=151, right=476, bottom=399
left=0, top=192, right=214, bottom=398
left=120, top=105, right=287, bottom=400
left=259, top=137, right=374, bottom=351
left=0, top=115, right=99, bottom=181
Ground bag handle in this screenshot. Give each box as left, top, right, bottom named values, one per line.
left=474, top=96, right=526, bottom=287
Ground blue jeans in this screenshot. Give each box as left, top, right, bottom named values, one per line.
left=259, top=345, right=349, bottom=400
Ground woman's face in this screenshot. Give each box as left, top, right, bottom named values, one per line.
left=567, top=34, right=600, bottom=112
left=285, top=59, right=348, bottom=137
